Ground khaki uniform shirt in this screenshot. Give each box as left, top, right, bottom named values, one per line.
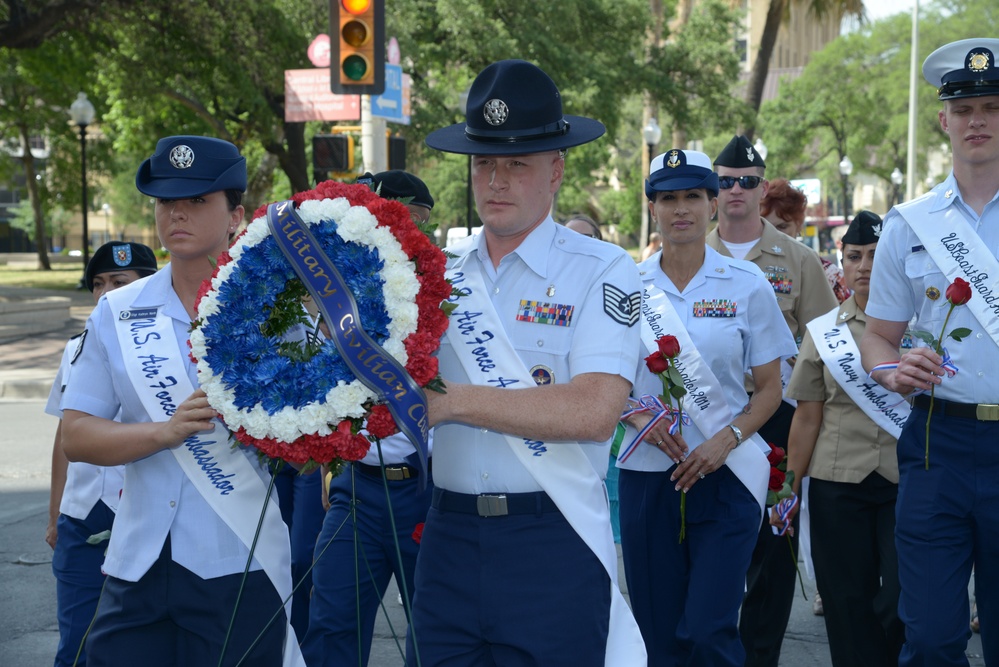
left=707, top=219, right=837, bottom=341
left=786, top=296, right=899, bottom=485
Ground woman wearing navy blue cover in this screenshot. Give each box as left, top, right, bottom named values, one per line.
left=60, top=136, right=301, bottom=666
left=617, top=149, right=796, bottom=666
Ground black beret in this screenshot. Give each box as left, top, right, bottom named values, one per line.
left=85, top=242, right=158, bottom=292
left=714, top=135, right=766, bottom=170
left=841, top=210, right=883, bottom=246
left=357, top=170, right=434, bottom=210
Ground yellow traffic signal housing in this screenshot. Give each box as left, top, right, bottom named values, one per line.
left=330, top=0, right=385, bottom=95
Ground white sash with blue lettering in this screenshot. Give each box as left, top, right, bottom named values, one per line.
left=806, top=306, right=910, bottom=438
left=902, top=206, right=999, bottom=350
left=639, top=284, right=770, bottom=516
left=444, top=254, right=647, bottom=666
left=106, top=287, right=303, bottom=667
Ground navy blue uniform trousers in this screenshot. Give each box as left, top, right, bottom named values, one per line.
left=896, top=403, right=999, bottom=666
left=619, top=466, right=759, bottom=667
left=52, top=500, right=115, bottom=667
left=406, top=495, right=610, bottom=667
left=84, top=537, right=285, bottom=667
left=302, top=464, right=432, bottom=667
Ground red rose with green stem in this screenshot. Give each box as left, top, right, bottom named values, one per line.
left=644, top=335, right=689, bottom=541
left=909, top=277, right=972, bottom=469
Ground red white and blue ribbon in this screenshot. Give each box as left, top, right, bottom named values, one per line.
left=771, top=493, right=799, bottom=537
left=618, top=394, right=690, bottom=463
left=869, top=347, right=959, bottom=397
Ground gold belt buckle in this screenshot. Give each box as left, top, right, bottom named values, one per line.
left=976, top=404, right=999, bottom=421
left=476, top=494, right=508, bottom=517
left=384, top=467, right=410, bottom=481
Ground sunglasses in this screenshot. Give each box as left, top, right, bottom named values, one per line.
left=718, top=175, right=764, bottom=190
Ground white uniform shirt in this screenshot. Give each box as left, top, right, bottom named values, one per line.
left=62, top=266, right=274, bottom=582
left=618, top=247, right=797, bottom=472
left=433, top=219, right=642, bottom=494
left=358, top=431, right=433, bottom=466
left=45, top=336, right=125, bottom=518
left=867, top=172, right=999, bottom=403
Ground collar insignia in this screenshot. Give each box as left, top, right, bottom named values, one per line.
left=771, top=245, right=783, bottom=254
left=945, top=189, right=954, bottom=199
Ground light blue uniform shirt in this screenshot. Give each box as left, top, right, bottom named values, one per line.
left=867, top=172, right=999, bottom=403
left=62, top=265, right=273, bottom=582
left=434, top=218, right=642, bottom=494
left=618, top=247, right=797, bottom=472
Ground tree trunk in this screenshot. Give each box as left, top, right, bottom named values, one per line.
left=742, top=0, right=786, bottom=139
left=19, top=122, right=50, bottom=270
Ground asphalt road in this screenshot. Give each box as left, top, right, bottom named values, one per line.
left=0, top=398, right=985, bottom=666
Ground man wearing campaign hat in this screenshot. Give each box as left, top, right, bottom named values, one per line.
left=705, top=135, right=837, bottom=667
left=407, top=59, right=646, bottom=666
left=861, top=38, right=999, bottom=666
left=61, top=137, right=306, bottom=666
left=46, top=241, right=157, bottom=667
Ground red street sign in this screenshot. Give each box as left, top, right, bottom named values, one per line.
left=285, top=68, right=360, bottom=122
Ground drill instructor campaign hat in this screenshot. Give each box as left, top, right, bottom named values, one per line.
left=425, top=59, right=605, bottom=156
left=135, top=136, right=247, bottom=199
left=923, top=38, right=999, bottom=100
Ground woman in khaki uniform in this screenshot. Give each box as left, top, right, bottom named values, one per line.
left=772, top=211, right=905, bottom=667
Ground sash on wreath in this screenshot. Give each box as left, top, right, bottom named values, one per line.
left=805, top=305, right=910, bottom=438
left=443, top=248, right=647, bottom=666
left=633, top=283, right=771, bottom=517
left=106, top=286, right=304, bottom=667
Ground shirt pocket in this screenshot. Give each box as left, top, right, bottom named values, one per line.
left=512, top=320, right=573, bottom=383
left=903, top=252, right=948, bottom=333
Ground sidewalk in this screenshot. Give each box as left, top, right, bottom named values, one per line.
left=0, top=286, right=93, bottom=400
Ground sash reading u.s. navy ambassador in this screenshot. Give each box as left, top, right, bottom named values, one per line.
left=860, top=38, right=999, bottom=667
left=405, top=59, right=646, bottom=666
left=61, top=137, right=303, bottom=667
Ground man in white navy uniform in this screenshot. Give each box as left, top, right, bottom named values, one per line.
left=861, top=38, right=999, bottom=666
left=405, top=59, right=647, bottom=666
left=61, top=136, right=301, bottom=667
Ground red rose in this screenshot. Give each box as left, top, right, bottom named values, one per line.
left=766, top=446, right=786, bottom=467
left=657, top=335, right=681, bottom=359
left=946, top=278, right=972, bottom=306
left=412, top=522, right=425, bottom=545
left=769, top=468, right=786, bottom=492
left=645, top=352, right=669, bottom=374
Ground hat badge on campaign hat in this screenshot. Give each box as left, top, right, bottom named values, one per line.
left=923, top=38, right=999, bottom=100
left=425, top=59, right=605, bottom=156
left=646, top=148, right=719, bottom=200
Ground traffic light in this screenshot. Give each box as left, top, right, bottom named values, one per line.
left=330, top=0, right=384, bottom=96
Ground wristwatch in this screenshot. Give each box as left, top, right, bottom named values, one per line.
left=727, top=423, right=744, bottom=447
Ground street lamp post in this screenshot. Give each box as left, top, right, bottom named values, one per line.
left=838, top=155, right=854, bottom=223
left=69, top=92, right=95, bottom=278
left=640, top=118, right=662, bottom=248
left=891, top=167, right=904, bottom=207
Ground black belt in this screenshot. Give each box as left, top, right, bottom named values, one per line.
left=912, top=394, right=999, bottom=421
left=353, top=460, right=427, bottom=481
left=432, top=487, right=560, bottom=518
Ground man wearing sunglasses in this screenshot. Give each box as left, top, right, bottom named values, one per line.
left=706, top=134, right=837, bottom=667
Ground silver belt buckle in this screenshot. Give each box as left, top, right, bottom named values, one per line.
left=476, top=494, right=508, bottom=517
left=976, top=404, right=999, bottom=421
